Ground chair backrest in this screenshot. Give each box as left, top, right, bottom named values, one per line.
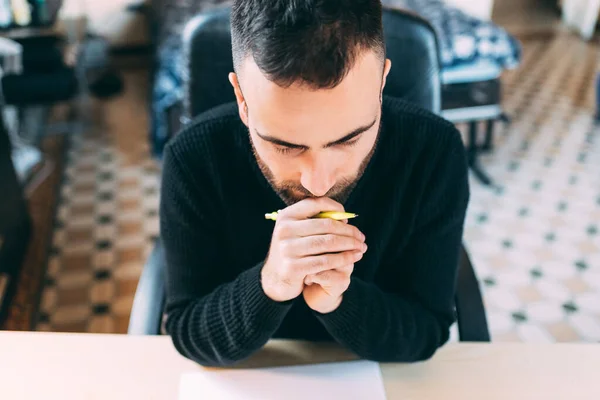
left=181, top=6, right=441, bottom=120
left=0, top=103, right=28, bottom=234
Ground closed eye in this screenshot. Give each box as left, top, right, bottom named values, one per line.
left=340, top=138, right=360, bottom=148
left=274, top=145, right=305, bottom=155
left=275, top=138, right=359, bottom=155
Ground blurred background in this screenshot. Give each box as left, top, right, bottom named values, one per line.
left=0, top=0, right=599, bottom=343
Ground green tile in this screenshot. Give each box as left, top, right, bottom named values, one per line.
left=530, top=268, right=543, bottom=278
left=511, top=311, right=527, bottom=322
left=483, top=277, right=496, bottom=287
left=575, top=260, right=588, bottom=271
left=562, top=302, right=578, bottom=313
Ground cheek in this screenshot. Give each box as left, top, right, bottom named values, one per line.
left=341, top=138, right=376, bottom=174
left=253, top=142, right=299, bottom=179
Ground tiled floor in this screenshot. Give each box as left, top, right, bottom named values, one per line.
left=36, top=70, right=160, bottom=333
left=36, top=32, right=600, bottom=342
left=463, top=33, right=600, bottom=342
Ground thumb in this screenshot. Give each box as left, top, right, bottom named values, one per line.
left=279, top=197, right=344, bottom=221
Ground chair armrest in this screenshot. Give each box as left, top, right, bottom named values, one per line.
left=128, top=240, right=166, bottom=335
left=455, top=245, right=491, bottom=342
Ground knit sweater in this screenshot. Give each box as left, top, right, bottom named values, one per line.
left=159, top=96, right=470, bottom=367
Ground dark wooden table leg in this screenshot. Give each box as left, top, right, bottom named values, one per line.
left=482, top=119, right=495, bottom=152
left=467, top=120, right=494, bottom=186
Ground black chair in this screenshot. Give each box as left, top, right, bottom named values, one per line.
left=0, top=103, right=32, bottom=325
left=129, top=7, right=490, bottom=342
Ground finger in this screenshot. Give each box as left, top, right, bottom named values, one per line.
left=336, top=264, right=354, bottom=275
left=299, top=250, right=364, bottom=276
left=309, top=270, right=350, bottom=290
left=277, top=197, right=344, bottom=221
left=283, top=218, right=365, bottom=240
left=305, top=264, right=353, bottom=285
left=290, top=234, right=365, bottom=257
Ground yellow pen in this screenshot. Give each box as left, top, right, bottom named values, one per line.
left=264, top=210, right=358, bottom=221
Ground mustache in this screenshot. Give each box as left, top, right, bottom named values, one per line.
left=278, top=178, right=354, bottom=198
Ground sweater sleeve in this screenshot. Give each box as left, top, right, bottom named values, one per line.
left=315, top=132, right=470, bottom=362
left=159, top=143, right=293, bottom=367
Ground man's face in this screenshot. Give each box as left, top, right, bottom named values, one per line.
left=230, top=50, right=392, bottom=205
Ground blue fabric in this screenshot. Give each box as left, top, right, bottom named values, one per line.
left=151, top=35, right=185, bottom=157
left=383, top=0, right=522, bottom=69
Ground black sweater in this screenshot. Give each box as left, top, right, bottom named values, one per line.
left=159, top=96, right=470, bottom=367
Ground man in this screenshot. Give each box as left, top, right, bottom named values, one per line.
left=160, top=0, right=469, bottom=367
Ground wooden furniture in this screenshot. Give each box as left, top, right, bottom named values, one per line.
left=1, top=331, right=599, bottom=399
left=441, top=60, right=507, bottom=186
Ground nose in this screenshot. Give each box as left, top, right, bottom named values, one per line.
left=300, top=154, right=336, bottom=197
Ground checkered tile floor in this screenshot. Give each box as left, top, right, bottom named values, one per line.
left=35, top=33, right=600, bottom=342
left=36, top=70, right=160, bottom=333
left=462, top=33, right=600, bottom=342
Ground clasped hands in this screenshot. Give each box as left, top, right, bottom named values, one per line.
left=261, top=197, right=367, bottom=314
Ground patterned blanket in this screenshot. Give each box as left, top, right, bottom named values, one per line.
left=383, top=0, right=521, bottom=69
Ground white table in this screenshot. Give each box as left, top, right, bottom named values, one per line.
left=1, top=331, right=600, bottom=399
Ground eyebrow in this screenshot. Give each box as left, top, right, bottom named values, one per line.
left=255, top=117, right=378, bottom=149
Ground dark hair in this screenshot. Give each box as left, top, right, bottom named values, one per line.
left=231, top=0, right=385, bottom=89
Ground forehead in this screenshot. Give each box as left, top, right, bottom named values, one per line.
left=239, top=51, right=383, bottom=142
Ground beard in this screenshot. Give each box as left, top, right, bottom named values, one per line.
left=250, top=127, right=379, bottom=206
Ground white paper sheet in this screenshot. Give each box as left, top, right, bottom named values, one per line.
left=179, top=360, right=387, bottom=400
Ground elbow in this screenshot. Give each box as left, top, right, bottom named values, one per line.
left=167, top=326, right=244, bottom=368
left=358, top=344, right=441, bottom=364
left=186, top=352, right=243, bottom=368
left=410, top=344, right=440, bottom=362
left=356, top=328, right=446, bottom=363
left=165, top=309, right=255, bottom=368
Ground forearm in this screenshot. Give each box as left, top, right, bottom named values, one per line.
left=315, top=277, right=451, bottom=362
left=166, top=264, right=293, bottom=367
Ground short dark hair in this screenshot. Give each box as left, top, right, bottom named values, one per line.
left=231, top=0, right=385, bottom=89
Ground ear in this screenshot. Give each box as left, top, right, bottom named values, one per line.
left=229, top=72, right=249, bottom=126
left=380, top=59, right=392, bottom=99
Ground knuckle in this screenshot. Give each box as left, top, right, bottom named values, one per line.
left=276, top=208, right=288, bottom=219
left=343, top=252, right=356, bottom=264
left=324, top=234, right=337, bottom=247
left=280, top=259, right=292, bottom=274
left=279, top=240, right=292, bottom=256
left=314, top=235, right=335, bottom=249
left=342, top=278, right=351, bottom=291
left=275, top=221, right=292, bottom=238
left=322, top=218, right=336, bottom=230
left=311, top=256, right=326, bottom=269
